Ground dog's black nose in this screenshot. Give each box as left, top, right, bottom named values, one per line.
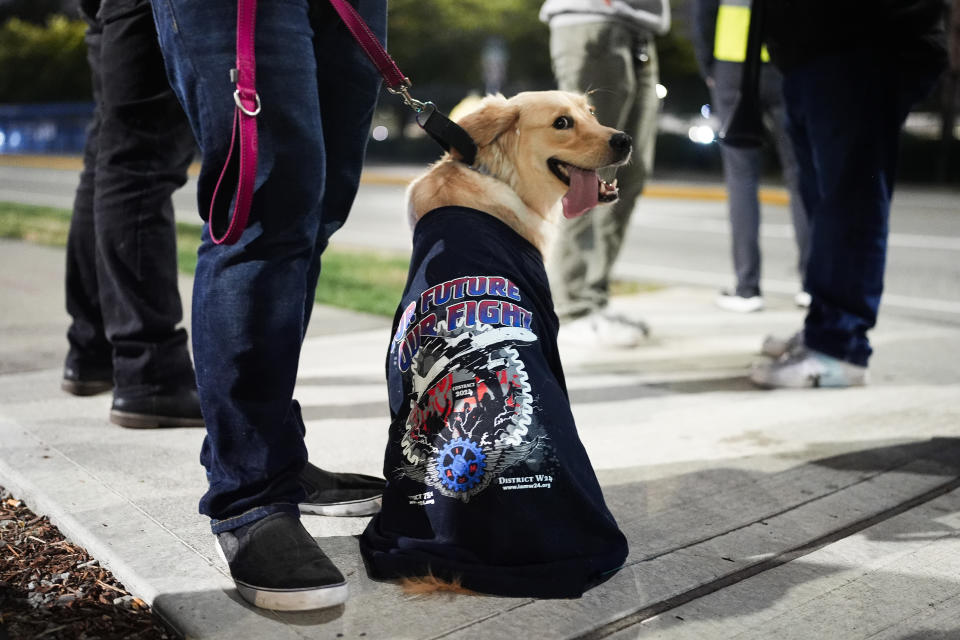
left=609, top=133, right=632, bottom=160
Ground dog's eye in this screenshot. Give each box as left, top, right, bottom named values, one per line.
left=553, top=116, right=574, bottom=130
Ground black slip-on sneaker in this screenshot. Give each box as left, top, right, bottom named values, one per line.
left=215, top=512, right=348, bottom=611
left=62, top=364, right=113, bottom=396
left=110, top=387, right=204, bottom=428
left=299, top=462, right=384, bottom=517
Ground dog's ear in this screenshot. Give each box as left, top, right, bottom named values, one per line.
left=454, top=94, right=519, bottom=148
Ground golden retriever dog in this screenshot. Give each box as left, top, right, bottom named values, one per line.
left=407, top=91, right=629, bottom=256
left=359, top=91, right=631, bottom=598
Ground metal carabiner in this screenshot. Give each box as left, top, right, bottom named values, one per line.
left=387, top=77, right=426, bottom=113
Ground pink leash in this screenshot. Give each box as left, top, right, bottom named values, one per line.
left=208, top=0, right=259, bottom=245
left=328, top=0, right=407, bottom=91
left=209, top=0, right=474, bottom=245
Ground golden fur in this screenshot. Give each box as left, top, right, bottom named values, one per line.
left=406, top=91, right=629, bottom=257
left=399, top=575, right=475, bottom=595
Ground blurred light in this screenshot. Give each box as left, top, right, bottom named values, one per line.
left=0, top=131, right=5, bottom=149
left=687, top=125, right=715, bottom=145
left=36, top=123, right=56, bottom=142
left=655, top=83, right=668, bottom=100
left=371, top=125, right=388, bottom=142
left=700, top=104, right=712, bottom=118
left=9, top=131, right=21, bottom=148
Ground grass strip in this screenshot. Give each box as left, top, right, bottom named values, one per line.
left=0, top=201, right=656, bottom=317
left=0, top=202, right=73, bottom=246
left=0, top=201, right=410, bottom=317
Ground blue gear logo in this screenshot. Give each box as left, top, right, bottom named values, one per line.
left=436, top=438, right=487, bottom=492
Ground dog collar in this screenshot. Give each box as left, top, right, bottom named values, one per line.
left=416, top=103, right=478, bottom=166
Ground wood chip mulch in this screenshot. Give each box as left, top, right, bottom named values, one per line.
left=0, top=487, right=175, bottom=639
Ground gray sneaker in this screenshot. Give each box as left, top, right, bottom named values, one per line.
left=750, top=347, right=868, bottom=389
left=761, top=330, right=803, bottom=359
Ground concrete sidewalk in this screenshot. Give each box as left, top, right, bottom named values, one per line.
left=2, top=238, right=960, bottom=639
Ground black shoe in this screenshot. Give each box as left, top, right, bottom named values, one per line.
left=216, top=512, right=348, bottom=611
left=61, top=364, right=113, bottom=396
left=299, top=462, right=384, bottom=517
left=110, top=387, right=204, bottom=428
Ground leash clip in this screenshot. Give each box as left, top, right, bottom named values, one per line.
left=387, top=77, right=426, bottom=113
left=415, top=101, right=437, bottom=126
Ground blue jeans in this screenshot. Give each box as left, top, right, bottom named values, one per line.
left=150, top=0, right=385, bottom=532
left=783, top=49, right=941, bottom=367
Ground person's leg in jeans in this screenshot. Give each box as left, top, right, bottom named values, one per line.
left=761, top=64, right=810, bottom=293
left=301, top=0, right=384, bottom=332
left=547, top=20, right=658, bottom=344
left=295, top=0, right=389, bottom=519
left=794, top=51, right=939, bottom=366
left=752, top=49, right=942, bottom=387
left=150, top=0, right=385, bottom=609
left=754, top=73, right=820, bottom=360
left=94, top=0, right=199, bottom=426
left=64, top=10, right=112, bottom=394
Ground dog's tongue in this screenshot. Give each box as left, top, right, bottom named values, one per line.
left=561, top=167, right=600, bottom=219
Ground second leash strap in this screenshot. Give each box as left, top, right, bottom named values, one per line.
left=325, top=0, right=477, bottom=165
left=208, top=0, right=478, bottom=246
left=208, top=0, right=259, bottom=246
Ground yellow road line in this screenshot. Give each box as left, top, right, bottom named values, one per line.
left=0, top=154, right=791, bottom=205
left=0, top=154, right=86, bottom=171
left=645, top=184, right=790, bottom=206
left=0, top=154, right=203, bottom=176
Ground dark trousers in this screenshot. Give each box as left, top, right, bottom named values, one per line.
left=150, top=0, right=385, bottom=531
left=64, top=0, right=197, bottom=395
left=712, top=62, right=809, bottom=298
left=784, top=49, right=942, bottom=366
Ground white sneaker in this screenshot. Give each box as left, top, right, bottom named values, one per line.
left=559, top=311, right=648, bottom=348
left=760, top=329, right=803, bottom=358
left=750, top=347, right=868, bottom=389
left=715, top=290, right=764, bottom=313
left=794, top=291, right=812, bottom=308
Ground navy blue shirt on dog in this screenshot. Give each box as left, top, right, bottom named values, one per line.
left=360, top=207, right=628, bottom=598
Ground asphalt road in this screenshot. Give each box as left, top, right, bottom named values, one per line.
left=2, top=161, right=958, bottom=325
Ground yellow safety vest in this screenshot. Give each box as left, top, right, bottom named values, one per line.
left=714, top=0, right=770, bottom=63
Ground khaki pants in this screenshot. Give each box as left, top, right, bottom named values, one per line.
left=546, top=20, right=660, bottom=321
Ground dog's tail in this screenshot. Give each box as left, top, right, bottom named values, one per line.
left=400, top=573, right=474, bottom=595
